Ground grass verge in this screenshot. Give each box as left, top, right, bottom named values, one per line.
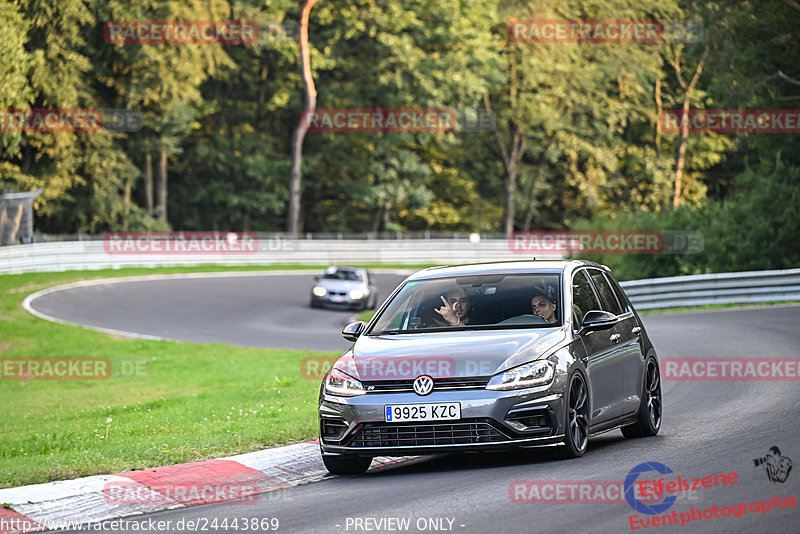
left=0, top=264, right=429, bottom=489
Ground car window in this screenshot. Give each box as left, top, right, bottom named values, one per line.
left=606, top=273, right=632, bottom=313
left=572, top=270, right=601, bottom=326
left=367, top=274, right=561, bottom=334
left=588, top=269, right=623, bottom=316
left=323, top=269, right=363, bottom=281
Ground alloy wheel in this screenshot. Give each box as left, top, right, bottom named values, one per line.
left=568, top=374, right=589, bottom=452
left=645, top=359, right=662, bottom=430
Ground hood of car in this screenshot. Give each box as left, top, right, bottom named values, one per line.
left=316, top=279, right=365, bottom=291
left=336, top=328, right=568, bottom=380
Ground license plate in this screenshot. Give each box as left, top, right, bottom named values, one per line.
left=384, top=403, right=461, bottom=422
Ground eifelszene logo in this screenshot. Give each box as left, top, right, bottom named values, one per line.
left=625, top=462, right=677, bottom=515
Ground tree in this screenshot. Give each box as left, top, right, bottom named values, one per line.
left=287, top=0, right=320, bottom=234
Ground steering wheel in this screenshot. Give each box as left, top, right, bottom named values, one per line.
left=496, top=314, right=549, bottom=326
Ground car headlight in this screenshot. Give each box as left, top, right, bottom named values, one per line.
left=313, top=286, right=327, bottom=297
left=349, top=289, right=364, bottom=300
left=486, top=361, right=555, bottom=391
left=324, top=368, right=366, bottom=396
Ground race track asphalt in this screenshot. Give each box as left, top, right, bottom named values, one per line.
left=27, top=271, right=410, bottom=352
left=27, top=274, right=800, bottom=534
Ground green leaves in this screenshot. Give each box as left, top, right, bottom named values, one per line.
left=0, top=0, right=793, bottom=260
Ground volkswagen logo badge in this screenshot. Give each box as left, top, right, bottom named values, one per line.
left=413, top=375, right=434, bottom=396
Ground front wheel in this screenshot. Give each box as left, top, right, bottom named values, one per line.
left=621, top=357, right=662, bottom=438
left=322, top=454, right=372, bottom=475
left=557, top=371, right=589, bottom=459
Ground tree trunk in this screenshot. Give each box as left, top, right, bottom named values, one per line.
left=672, top=46, right=708, bottom=208
left=256, top=66, right=268, bottom=124
left=485, top=95, right=525, bottom=237
left=287, top=0, right=320, bottom=235
left=778, top=0, right=800, bottom=13
left=144, top=138, right=153, bottom=215
left=484, top=51, right=525, bottom=237
left=522, top=164, right=544, bottom=230
left=157, top=149, right=168, bottom=222
left=123, top=180, right=131, bottom=230
left=672, top=97, right=690, bottom=208
left=504, top=152, right=518, bottom=236
left=654, top=79, right=663, bottom=158
left=371, top=203, right=389, bottom=233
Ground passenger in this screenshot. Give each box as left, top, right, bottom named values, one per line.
left=435, top=287, right=472, bottom=326
left=531, top=288, right=558, bottom=324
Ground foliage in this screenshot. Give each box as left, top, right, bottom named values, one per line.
left=0, top=0, right=796, bottom=272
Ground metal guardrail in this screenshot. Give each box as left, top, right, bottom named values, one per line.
left=0, top=239, right=557, bottom=274
left=31, top=231, right=507, bottom=241
left=1, top=241, right=798, bottom=310
left=620, top=268, right=800, bottom=310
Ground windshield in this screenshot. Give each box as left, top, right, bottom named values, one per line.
left=323, top=269, right=364, bottom=281
left=368, top=274, right=561, bottom=335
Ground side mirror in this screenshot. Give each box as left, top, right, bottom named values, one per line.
left=314, top=275, right=320, bottom=281
left=579, top=310, right=618, bottom=333
left=342, top=321, right=365, bottom=342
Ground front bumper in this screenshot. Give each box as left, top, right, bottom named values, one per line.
left=319, top=386, right=566, bottom=457
left=311, top=294, right=365, bottom=308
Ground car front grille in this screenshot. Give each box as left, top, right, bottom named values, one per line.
left=347, top=420, right=509, bottom=448
left=363, top=376, right=490, bottom=394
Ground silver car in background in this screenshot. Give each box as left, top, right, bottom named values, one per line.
left=318, top=260, right=662, bottom=474
left=310, top=266, right=379, bottom=310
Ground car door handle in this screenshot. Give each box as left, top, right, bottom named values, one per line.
left=631, top=326, right=641, bottom=335
left=609, top=333, right=621, bottom=343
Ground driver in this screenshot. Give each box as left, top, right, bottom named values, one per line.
left=531, top=288, right=558, bottom=324
left=435, top=287, right=471, bottom=326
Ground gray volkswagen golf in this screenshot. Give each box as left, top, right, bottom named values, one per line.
left=318, top=260, right=662, bottom=474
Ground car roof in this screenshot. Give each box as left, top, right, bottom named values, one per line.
left=325, top=266, right=364, bottom=272
left=405, top=260, right=606, bottom=281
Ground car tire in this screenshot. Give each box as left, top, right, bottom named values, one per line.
left=621, top=357, right=662, bottom=438
left=322, top=454, right=372, bottom=475
left=310, top=298, right=320, bottom=308
left=557, top=371, right=589, bottom=459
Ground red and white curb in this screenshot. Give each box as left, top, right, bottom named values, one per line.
left=0, top=440, right=416, bottom=533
